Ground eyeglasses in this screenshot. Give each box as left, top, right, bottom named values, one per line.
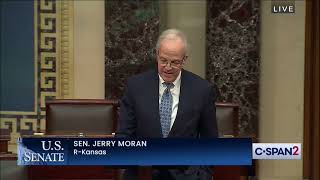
left=157, top=55, right=186, bottom=69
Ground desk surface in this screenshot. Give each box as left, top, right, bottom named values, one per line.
left=0, top=153, right=17, bottom=160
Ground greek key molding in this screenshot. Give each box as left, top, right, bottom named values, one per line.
left=0, top=0, right=74, bottom=152
left=60, top=0, right=74, bottom=98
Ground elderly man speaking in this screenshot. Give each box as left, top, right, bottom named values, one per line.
left=116, top=28, right=218, bottom=180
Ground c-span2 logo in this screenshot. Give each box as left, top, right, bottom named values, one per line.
left=252, top=143, right=301, bottom=159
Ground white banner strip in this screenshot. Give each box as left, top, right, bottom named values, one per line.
left=252, top=143, right=301, bottom=159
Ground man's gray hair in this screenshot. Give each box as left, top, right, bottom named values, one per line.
left=156, top=28, right=188, bottom=54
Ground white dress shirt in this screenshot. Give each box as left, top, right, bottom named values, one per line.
left=158, top=71, right=181, bottom=130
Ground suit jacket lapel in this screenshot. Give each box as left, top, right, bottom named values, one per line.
left=168, top=69, right=188, bottom=137
left=147, top=70, right=162, bottom=137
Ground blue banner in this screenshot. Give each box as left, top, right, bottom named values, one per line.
left=1, top=1, right=35, bottom=111
left=18, top=137, right=252, bottom=166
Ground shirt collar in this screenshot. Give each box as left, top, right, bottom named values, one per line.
left=158, top=71, right=182, bottom=88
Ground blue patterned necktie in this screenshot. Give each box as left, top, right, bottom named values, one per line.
left=159, top=82, right=174, bottom=138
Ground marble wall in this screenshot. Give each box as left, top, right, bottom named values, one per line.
left=104, top=0, right=260, bottom=136
left=206, top=0, right=260, bottom=136
left=105, top=0, right=159, bottom=99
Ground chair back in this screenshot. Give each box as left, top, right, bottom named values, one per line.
left=215, top=102, right=239, bottom=137
left=46, top=99, right=118, bottom=135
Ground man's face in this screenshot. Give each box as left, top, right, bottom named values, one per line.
left=157, top=38, right=186, bottom=83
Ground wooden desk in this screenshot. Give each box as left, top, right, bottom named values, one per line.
left=28, top=166, right=119, bottom=180
left=0, top=152, right=17, bottom=160
left=0, top=136, right=10, bottom=153
left=0, top=135, right=15, bottom=160
left=213, top=165, right=255, bottom=180
left=136, top=165, right=255, bottom=180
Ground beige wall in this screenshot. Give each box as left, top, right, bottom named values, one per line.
left=74, top=0, right=105, bottom=99
left=160, top=0, right=207, bottom=78
left=259, top=0, right=305, bottom=179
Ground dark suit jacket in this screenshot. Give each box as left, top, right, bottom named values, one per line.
left=116, top=69, right=218, bottom=180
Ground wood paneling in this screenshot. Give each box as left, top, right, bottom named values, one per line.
left=303, top=0, right=320, bottom=179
